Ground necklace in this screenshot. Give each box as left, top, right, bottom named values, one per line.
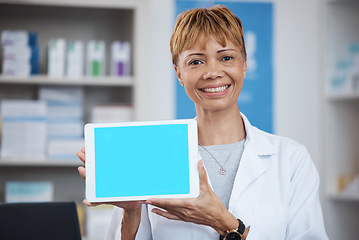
left=198, top=135, right=245, bottom=175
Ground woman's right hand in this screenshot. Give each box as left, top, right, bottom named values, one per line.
left=75, top=147, right=144, bottom=211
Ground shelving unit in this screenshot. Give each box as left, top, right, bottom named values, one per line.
left=323, top=0, right=359, bottom=239
left=0, top=0, right=145, bottom=205
left=0, top=1, right=150, bottom=239
left=324, top=0, right=359, bottom=199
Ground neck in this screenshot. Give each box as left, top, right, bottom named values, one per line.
left=196, top=105, right=246, bottom=146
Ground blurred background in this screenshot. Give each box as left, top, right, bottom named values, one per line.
left=0, top=0, right=358, bottom=239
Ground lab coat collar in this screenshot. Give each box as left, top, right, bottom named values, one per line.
left=195, top=113, right=275, bottom=156
left=240, top=112, right=275, bottom=156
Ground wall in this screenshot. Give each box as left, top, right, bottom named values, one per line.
left=274, top=0, right=323, bottom=172
left=136, top=0, right=175, bottom=121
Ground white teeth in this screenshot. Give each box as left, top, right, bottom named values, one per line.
left=203, top=85, right=229, bottom=93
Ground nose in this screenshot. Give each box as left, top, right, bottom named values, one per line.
left=203, top=59, right=223, bottom=80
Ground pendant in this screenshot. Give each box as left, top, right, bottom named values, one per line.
left=219, top=168, right=226, bottom=175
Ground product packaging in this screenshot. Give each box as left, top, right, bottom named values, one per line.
left=111, top=41, right=131, bottom=76
left=66, top=40, right=84, bottom=78
left=47, top=38, right=66, bottom=78
left=86, top=40, right=105, bottom=77
left=1, top=30, right=39, bottom=76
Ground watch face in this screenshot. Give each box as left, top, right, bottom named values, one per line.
left=225, top=231, right=242, bottom=240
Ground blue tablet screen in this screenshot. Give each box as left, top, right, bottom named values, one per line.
left=94, top=124, right=190, bottom=197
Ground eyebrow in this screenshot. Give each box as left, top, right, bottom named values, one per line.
left=186, top=48, right=237, bottom=58
left=217, top=48, right=237, bottom=53
left=186, top=53, right=204, bottom=58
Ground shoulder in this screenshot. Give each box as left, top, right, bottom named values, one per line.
left=249, top=125, right=316, bottom=175
left=241, top=113, right=307, bottom=158
left=241, top=113, right=315, bottom=171
left=250, top=125, right=307, bottom=156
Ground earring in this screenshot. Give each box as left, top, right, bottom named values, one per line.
left=180, top=82, right=184, bottom=86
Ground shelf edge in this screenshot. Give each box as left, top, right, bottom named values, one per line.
left=0, top=0, right=139, bottom=9
left=328, top=192, right=359, bottom=201
left=0, top=75, right=134, bottom=87
left=0, top=160, right=82, bottom=167
left=326, top=92, right=359, bottom=101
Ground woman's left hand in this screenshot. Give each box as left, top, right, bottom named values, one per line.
left=145, top=160, right=238, bottom=236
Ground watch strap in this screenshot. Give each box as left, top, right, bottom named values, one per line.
left=237, top=219, right=245, bottom=234
left=219, top=219, right=245, bottom=240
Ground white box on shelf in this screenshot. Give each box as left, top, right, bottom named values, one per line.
left=48, top=139, right=84, bottom=161
left=2, top=60, right=31, bottom=77
left=329, top=42, right=359, bottom=96
left=330, top=59, right=354, bottom=95
left=39, top=86, right=84, bottom=138
left=38, top=86, right=84, bottom=161
left=3, top=45, right=31, bottom=60
left=39, top=85, right=84, bottom=103
left=66, top=40, right=84, bottom=78
left=0, top=100, right=47, bottom=161
left=47, top=38, right=66, bottom=78
left=1, top=31, right=32, bottom=77
left=46, top=104, right=83, bottom=120
left=47, top=122, right=83, bottom=138
left=1, top=30, right=28, bottom=47
left=5, top=181, right=54, bottom=203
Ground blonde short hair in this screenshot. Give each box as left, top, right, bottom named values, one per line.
left=170, top=5, right=247, bottom=66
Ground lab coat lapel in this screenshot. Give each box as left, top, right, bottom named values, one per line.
left=230, top=139, right=268, bottom=202
left=229, top=113, right=275, bottom=206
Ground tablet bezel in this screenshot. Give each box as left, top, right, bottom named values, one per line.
left=84, top=119, right=199, bottom=202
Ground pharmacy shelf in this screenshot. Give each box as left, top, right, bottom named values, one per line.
left=0, top=1, right=147, bottom=231
left=328, top=192, right=359, bottom=201
left=323, top=1, right=359, bottom=239
left=0, top=75, right=133, bottom=87
left=0, top=159, right=81, bottom=167
left=326, top=91, right=359, bottom=101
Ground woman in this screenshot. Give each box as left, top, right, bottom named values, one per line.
left=77, top=5, right=328, bottom=240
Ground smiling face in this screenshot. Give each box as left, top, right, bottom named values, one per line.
left=175, top=35, right=247, bottom=113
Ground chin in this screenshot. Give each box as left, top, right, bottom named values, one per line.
left=202, top=103, right=234, bottom=112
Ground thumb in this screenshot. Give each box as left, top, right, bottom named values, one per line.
left=83, top=199, right=101, bottom=207
left=198, top=160, right=210, bottom=191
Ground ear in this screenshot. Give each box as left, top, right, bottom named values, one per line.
left=174, top=65, right=184, bottom=86
left=243, top=59, right=247, bottom=79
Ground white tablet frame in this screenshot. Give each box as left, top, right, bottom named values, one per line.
left=85, top=119, right=199, bottom=202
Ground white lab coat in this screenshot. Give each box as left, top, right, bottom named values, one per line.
left=105, top=114, right=328, bottom=240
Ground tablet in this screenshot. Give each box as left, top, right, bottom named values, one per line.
left=84, top=119, right=199, bottom=202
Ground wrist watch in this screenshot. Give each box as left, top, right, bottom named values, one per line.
left=221, top=219, right=245, bottom=240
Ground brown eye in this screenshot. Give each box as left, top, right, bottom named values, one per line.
left=222, top=56, right=233, bottom=61
left=190, top=60, right=201, bottom=65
